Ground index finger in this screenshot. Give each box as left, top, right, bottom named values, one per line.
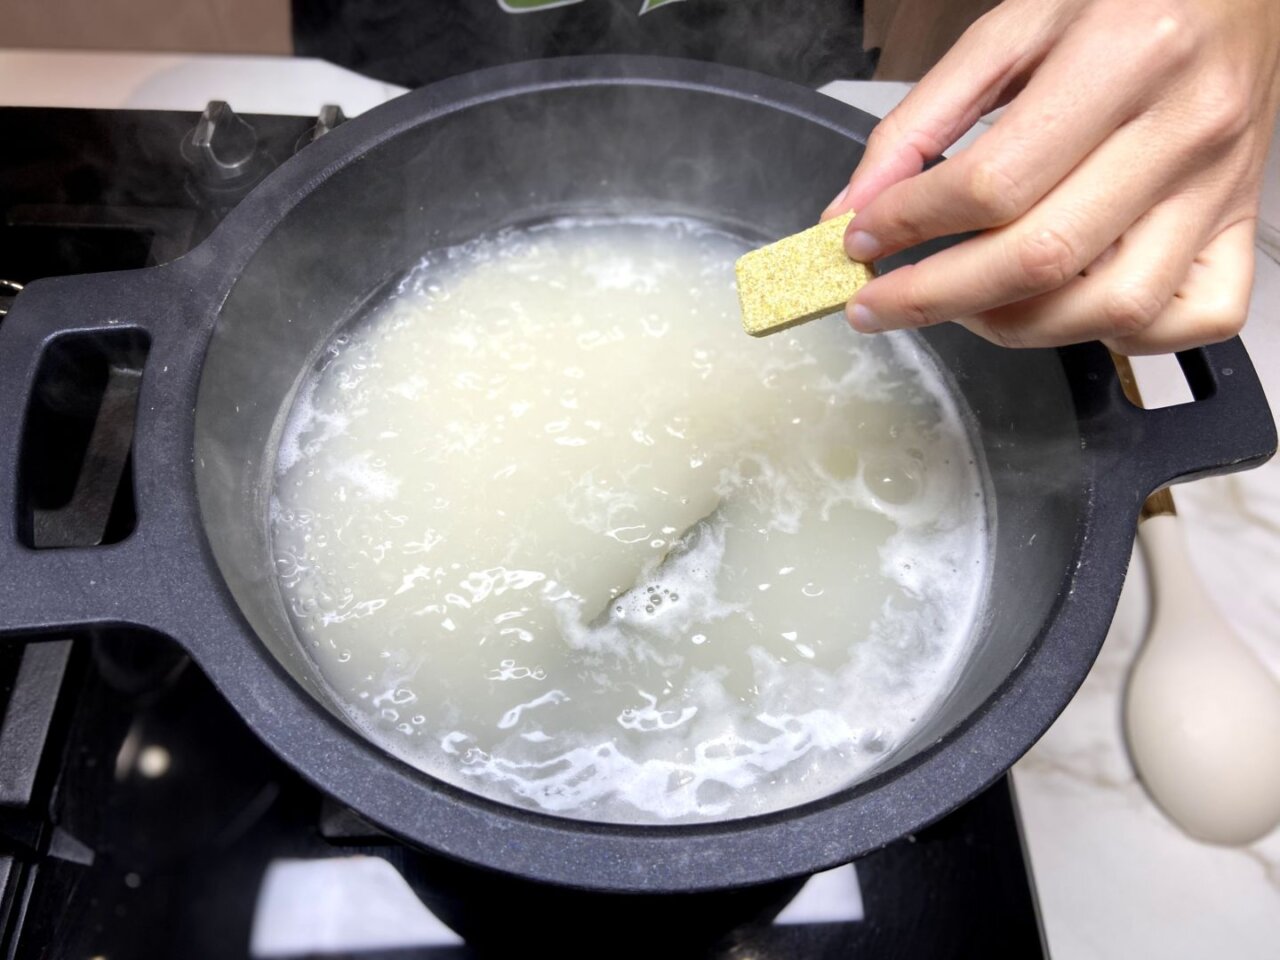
left=821, top=5, right=1055, bottom=221
left=843, top=11, right=1199, bottom=261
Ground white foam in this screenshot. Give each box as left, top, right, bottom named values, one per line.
left=270, top=217, right=992, bottom=824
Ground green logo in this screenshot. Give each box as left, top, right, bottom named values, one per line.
left=499, top=0, right=584, bottom=10
left=499, top=0, right=686, bottom=14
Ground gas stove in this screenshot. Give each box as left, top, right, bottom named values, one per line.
left=0, top=102, right=1046, bottom=959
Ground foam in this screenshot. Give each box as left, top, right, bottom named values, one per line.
left=270, top=217, right=992, bottom=824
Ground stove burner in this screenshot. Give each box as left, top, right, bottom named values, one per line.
left=0, top=279, right=22, bottom=319
left=296, top=103, right=347, bottom=152
left=183, top=100, right=262, bottom=185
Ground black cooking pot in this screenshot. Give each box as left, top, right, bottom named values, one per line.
left=0, top=57, right=1274, bottom=894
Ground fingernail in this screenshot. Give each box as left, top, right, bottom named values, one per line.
left=822, top=183, right=850, bottom=216
left=845, top=230, right=882, bottom=262
left=848, top=303, right=882, bottom=333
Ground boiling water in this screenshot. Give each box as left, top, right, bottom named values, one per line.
left=271, top=217, right=990, bottom=824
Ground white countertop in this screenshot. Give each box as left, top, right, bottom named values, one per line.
left=4, top=48, right=1277, bottom=960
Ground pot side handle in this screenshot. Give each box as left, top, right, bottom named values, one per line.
left=0, top=268, right=192, bottom=641
left=1129, top=337, right=1277, bottom=492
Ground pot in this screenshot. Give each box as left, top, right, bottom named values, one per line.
left=0, top=57, right=1273, bottom=894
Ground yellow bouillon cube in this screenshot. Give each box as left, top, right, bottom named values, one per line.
left=735, top=211, right=875, bottom=337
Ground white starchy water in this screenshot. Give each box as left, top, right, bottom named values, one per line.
left=271, top=217, right=991, bottom=824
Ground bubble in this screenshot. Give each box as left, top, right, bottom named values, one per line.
left=667, top=770, right=696, bottom=791
left=865, top=457, right=922, bottom=506
left=695, top=779, right=734, bottom=810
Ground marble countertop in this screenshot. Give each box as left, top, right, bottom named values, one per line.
left=3, top=48, right=1277, bottom=959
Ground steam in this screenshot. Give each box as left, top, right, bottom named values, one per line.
left=293, top=1, right=877, bottom=89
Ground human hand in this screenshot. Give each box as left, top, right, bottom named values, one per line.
left=823, top=0, right=1280, bottom=354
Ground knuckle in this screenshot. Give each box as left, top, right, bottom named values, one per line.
left=1015, top=226, right=1082, bottom=292
left=1100, top=283, right=1167, bottom=337
left=893, top=281, right=944, bottom=330
left=959, top=3, right=1007, bottom=45
left=897, top=297, right=942, bottom=330
left=876, top=195, right=921, bottom=244
left=1192, top=70, right=1252, bottom=145
left=1143, top=6, right=1200, bottom=69
left=865, top=119, right=898, bottom=157
left=1113, top=1, right=1202, bottom=72
left=983, top=323, right=1028, bottom=349
left=964, top=157, right=1026, bottom=225
left=1193, top=301, right=1247, bottom=343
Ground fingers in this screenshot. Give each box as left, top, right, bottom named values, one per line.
left=953, top=213, right=1255, bottom=352
left=824, top=0, right=1271, bottom=354
left=821, top=3, right=1055, bottom=221
left=841, top=12, right=1194, bottom=261
left=959, top=197, right=1208, bottom=347
left=845, top=108, right=1208, bottom=333
left=1105, top=219, right=1255, bottom=355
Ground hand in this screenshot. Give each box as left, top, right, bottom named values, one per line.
left=823, top=0, right=1280, bottom=354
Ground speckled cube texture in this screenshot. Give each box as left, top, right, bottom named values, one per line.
left=735, top=211, right=875, bottom=337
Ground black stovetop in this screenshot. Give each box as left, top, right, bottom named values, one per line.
left=0, top=102, right=1046, bottom=959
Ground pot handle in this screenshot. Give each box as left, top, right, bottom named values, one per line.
left=1127, top=337, right=1277, bottom=492
left=0, top=267, right=192, bottom=640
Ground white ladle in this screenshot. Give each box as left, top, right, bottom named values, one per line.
left=1124, top=492, right=1280, bottom=845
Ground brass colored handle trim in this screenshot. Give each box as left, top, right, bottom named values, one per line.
left=1109, top=351, right=1177, bottom=521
